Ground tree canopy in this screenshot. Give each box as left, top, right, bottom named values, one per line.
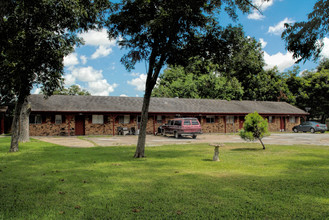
left=152, top=58, right=244, bottom=100
left=107, top=0, right=263, bottom=158
left=1, top=0, right=110, bottom=152
left=283, top=61, right=329, bottom=123
left=282, top=0, right=329, bottom=62
left=42, top=85, right=91, bottom=96
left=152, top=25, right=293, bottom=102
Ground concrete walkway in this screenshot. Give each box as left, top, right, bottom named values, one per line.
left=34, top=136, right=94, bottom=148
left=33, top=133, right=329, bottom=148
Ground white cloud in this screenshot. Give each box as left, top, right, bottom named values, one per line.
left=78, top=29, right=117, bottom=60
left=64, top=74, right=76, bottom=85
left=91, top=45, right=113, bottom=59
left=320, top=37, right=329, bottom=58
left=259, top=38, right=267, bottom=48
left=120, top=94, right=128, bottom=97
left=248, top=11, right=264, bottom=20
left=78, top=29, right=116, bottom=47
left=33, top=88, right=41, bottom=94
left=71, top=66, right=103, bottom=82
left=263, top=51, right=296, bottom=71
left=253, top=0, right=274, bottom=10
left=127, top=74, right=147, bottom=91
left=80, top=55, right=87, bottom=65
left=87, top=80, right=118, bottom=96
left=63, top=53, right=79, bottom=66
left=248, top=0, right=274, bottom=20
left=268, top=18, right=294, bottom=35
left=64, top=66, right=117, bottom=96
left=130, top=72, right=140, bottom=77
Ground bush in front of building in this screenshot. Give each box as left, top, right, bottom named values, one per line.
left=240, top=112, right=270, bottom=150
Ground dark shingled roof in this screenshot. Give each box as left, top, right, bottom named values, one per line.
left=29, top=94, right=307, bottom=115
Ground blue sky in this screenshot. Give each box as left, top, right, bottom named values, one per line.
left=33, top=0, right=328, bottom=97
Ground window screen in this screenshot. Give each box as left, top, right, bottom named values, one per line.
left=226, top=116, right=234, bottom=124
left=92, top=115, right=104, bottom=124
left=55, top=115, right=62, bottom=124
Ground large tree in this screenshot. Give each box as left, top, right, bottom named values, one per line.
left=283, top=63, right=329, bottom=123
left=282, top=0, right=329, bottom=62
left=152, top=58, right=244, bottom=100
left=1, top=0, right=110, bottom=152
left=42, top=84, right=91, bottom=96
left=107, top=0, right=266, bottom=158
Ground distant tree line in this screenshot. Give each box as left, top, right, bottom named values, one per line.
left=152, top=54, right=329, bottom=123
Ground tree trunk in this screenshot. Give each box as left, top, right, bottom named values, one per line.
left=259, top=138, right=265, bottom=150
left=134, top=48, right=165, bottom=158
left=18, top=98, right=31, bottom=143
left=10, top=94, right=26, bottom=152
left=134, top=83, right=153, bottom=158
left=320, top=114, right=326, bottom=124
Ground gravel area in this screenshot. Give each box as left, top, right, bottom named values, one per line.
left=33, top=133, right=329, bottom=148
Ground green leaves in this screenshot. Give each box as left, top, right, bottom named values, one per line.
left=152, top=57, right=244, bottom=100
left=239, top=112, right=269, bottom=149
left=282, top=0, right=329, bottom=62
left=46, top=84, right=91, bottom=96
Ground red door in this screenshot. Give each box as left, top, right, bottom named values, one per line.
left=239, top=116, right=244, bottom=129
left=75, top=115, right=85, bottom=135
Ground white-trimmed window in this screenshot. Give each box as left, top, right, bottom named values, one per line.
left=92, top=115, right=104, bottom=124
left=268, top=116, right=273, bottom=123
left=226, top=116, right=234, bottom=124
left=157, top=115, right=162, bottom=123
left=55, top=115, right=62, bottom=124
left=289, top=116, right=296, bottom=123
left=119, top=115, right=130, bottom=124
left=206, top=115, right=215, bottom=123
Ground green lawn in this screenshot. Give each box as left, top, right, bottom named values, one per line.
left=0, top=137, right=329, bottom=219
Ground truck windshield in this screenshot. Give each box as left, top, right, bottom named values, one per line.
left=174, top=120, right=182, bottom=126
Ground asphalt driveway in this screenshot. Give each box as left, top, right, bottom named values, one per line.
left=33, top=133, right=329, bottom=148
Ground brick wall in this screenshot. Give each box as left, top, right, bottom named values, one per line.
left=30, top=114, right=75, bottom=136
left=200, top=116, right=225, bottom=133
left=267, top=117, right=280, bottom=132
left=286, top=116, right=300, bottom=132
left=29, top=113, right=303, bottom=136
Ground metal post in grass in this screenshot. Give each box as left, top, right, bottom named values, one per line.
left=210, top=143, right=223, bottom=161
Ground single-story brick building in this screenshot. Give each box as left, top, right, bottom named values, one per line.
left=28, top=95, right=308, bottom=136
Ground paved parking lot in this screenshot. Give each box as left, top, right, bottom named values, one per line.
left=34, top=133, right=329, bottom=148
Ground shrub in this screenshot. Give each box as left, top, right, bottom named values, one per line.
left=240, top=111, right=269, bottom=149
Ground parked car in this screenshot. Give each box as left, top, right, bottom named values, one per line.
left=160, top=118, right=202, bottom=139
left=292, top=121, right=327, bottom=133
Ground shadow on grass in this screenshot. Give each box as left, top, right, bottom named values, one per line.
left=1, top=138, right=329, bottom=219
left=231, top=147, right=263, bottom=151
left=201, top=158, right=213, bottom=162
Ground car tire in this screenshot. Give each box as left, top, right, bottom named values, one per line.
left=293, top=128, right=298, bottom=133
left=310, top=128, right=315, bottom=133
left=174, top=131, right=179, bottom=139
left=192, top=135, right=197, bottom=139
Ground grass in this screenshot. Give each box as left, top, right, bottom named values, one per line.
left=0, top=137, right=329, bottom=219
